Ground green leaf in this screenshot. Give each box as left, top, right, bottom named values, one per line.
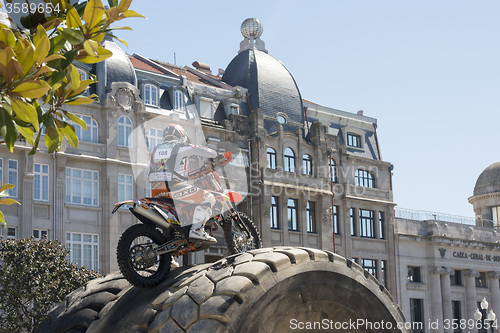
left=0, top=183, right=15, bottom=193
left=44, top=126, right=60, bottom=153
left=58, top=122, right=78, bottom=148
left=0, top=210, right=5, bottom=227
left=11, top=98, right=39, bottom=129
left=0, top=197, right=20, bottom=205
left=16, top=124, right=35, bottom=146
left=77, top=46, right=113, bottom=64
left=66, top=6, right=83, bottom=29
left=0, top=107, right=18, bottom=152
left=59, top=28, right=85, bottom=46
left=63, top=111, right=87, bottom=130
left=120, top=10, right=145, bottom=19
left=108, top=0, right=119, bottom=7
left=83, top=0, right=106, bottom=34
left=12, top=80, right=50, bottom=99
left=83, top=39, right=99, bottom=57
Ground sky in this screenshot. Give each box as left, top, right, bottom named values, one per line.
left=118, top=0, right=499, bottom=219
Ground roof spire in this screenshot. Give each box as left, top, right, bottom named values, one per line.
left=239, top=18, right=267, bottom=54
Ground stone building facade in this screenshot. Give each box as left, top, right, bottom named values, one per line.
left=0, top=18, right=398, bottom=293
left=395, top=162, right=500, bottom=333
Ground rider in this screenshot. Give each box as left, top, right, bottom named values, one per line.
left=147, top=123, right=217, bottom=243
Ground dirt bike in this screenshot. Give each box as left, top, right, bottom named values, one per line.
left=112, top=151, right=262, bottom=288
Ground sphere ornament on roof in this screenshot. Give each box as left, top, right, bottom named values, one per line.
left=241, top=18, right=263, bottom=39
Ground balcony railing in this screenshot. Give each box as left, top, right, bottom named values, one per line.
left=395, top=207, right=477, bottom=225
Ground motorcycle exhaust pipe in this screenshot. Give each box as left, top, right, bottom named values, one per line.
left=131, top=201, right=172, bottom=231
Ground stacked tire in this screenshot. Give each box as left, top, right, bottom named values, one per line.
left=36, top=247, right=409, bottom=333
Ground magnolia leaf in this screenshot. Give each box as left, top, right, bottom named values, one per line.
left=108, top=0, right=119, bottom=7
left=33, top=25, right=50, bottom=64
left=11, top=98, right=39, bottom=129
left=77, top=46, right=113, bottom=64
left=117, top=0, right=133, bottom=13
left=59, top=122, right=78, bottom=148
left=0, top=108, right=18, bottom=152
left=69, top=65, right=80, bottom=91
left=0, top=210, right=4, bottom=226
left=0, top=28, right=15, bottom=47
left=16, top=124, right=35, bottom=146
left=66, top=6, right=83, bottom=29
left=60, top=28, right=85, bottom=46
left=44, top=126, right=60, bottom=153
left=12, top=80, right=50, bottom=99
left=65, top=96, right=94, bottom=105
left=0, top=197, right=20, bottom=205
left=120, top=10, right=145, bottom=19
left=63, top=111, right=87, bottom=130
left=106, top=6, right=119, bottom=21
left=83, top=39, right=99, bottom=57
left=17, top=44, right=36, bottom=76
left=42, top=54, right=66, bottom=63
left=83, top=0, right=106, bottom=34
left=0, top=183, right=15, bottom=193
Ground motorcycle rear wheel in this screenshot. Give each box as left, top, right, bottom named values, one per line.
left=117, top=224, right=171, bottom=289
left=223, top=212, right=262, bottom=254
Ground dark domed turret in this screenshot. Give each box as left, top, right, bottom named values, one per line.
left=221, top=18, right=303, bottom=129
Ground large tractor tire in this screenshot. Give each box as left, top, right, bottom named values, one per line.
left=36, top=247, right=410, bottom=333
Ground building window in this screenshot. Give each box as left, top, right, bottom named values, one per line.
left=476, top=272, right=487, bottom=288
left=71, top=115, right=98, bottom=143
left=452, top=300, right=462, bottom=333
left=333, top=205, right=340, bottom=235
left=174, top=90, right=185, bottom=111
left=65, top=168, right=99, bottom=206
left=33, top=229, right=48, bottom=240
left=6, top=226, right=16, bottom=239
left=361, top=259, right=377, bottom=278
left=270, top=196, right=279, bottom=229
left=143, top=83, right=158, bottom=106
left=287, top=198, right=298, bottom=231
left=329, top=158, right=337, bottom=183
left=347, top=133, right=362, bottom=148
left=302, top=154, right=312, bottom=176
left=408, top=266, right=422, bottom=283
left=381, top=260, right=388, bottom=288
left=355, top=169, right=374, bottom=188
left=34, top=163, right=49, bottom=201
left=492, top=206, right=500, bottom=223
left=118, top=174, right=133, bottom=203
left=146, top=128, right=163, bottom=152
left=8, top=160, right=18, bottom=197
left=284, top=148, right=295, bottom=173
left=350, top=208, right=356, bottom=236
left=359, top=209, right=375, bottom=238
left=118, top=116, right=132, bottom=148
left=76, top=68, right=90, bottom=95
left=378, top=211, right=385, bottom=239
left=410, top=299, right=425, bottom=333
left=267, top=147, right=277, bottom=169
left=451, top=270, right=462, bottom=286
left=66, top=232, right=99, bottom=271
left=306, top=201, right=316, bottom=233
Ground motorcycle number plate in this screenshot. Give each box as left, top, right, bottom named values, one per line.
left=154, top=148, right=171, bottom=160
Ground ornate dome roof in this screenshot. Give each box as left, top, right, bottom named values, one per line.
left=473, top=162, right=500, bottom=196
left=221, top=48, right=303, bottom=126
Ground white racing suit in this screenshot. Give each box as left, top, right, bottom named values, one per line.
left=147, top=140, right=218, bottom=241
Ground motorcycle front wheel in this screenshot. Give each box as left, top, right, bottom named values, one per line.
left=223, top=212, right=262, bottom=254
left=117, top=223, right=171, bottom=289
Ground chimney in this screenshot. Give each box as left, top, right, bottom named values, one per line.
left=192, top=61, right=212, bottom=75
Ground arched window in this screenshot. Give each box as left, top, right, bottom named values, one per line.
left=71, top=115, right=98, bottom=143
left=118, top=116, right=132, bottom=147
left=329, top=158, right=337, bottom=183
left=355, top=169, right=375, bottom=188
left=302, top=154, right=313, bottom=176
left=174, top=90, right=185, bottom=111
left=146, top=128, right=162, bottom=152
left=143, top=83, right=158, bottom=106
left=284, top=148, right=295, bottom=173
left=267, top=147, right=277, bottom=169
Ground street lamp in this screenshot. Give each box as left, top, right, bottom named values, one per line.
left=475, top=298, right=497, bottom=333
